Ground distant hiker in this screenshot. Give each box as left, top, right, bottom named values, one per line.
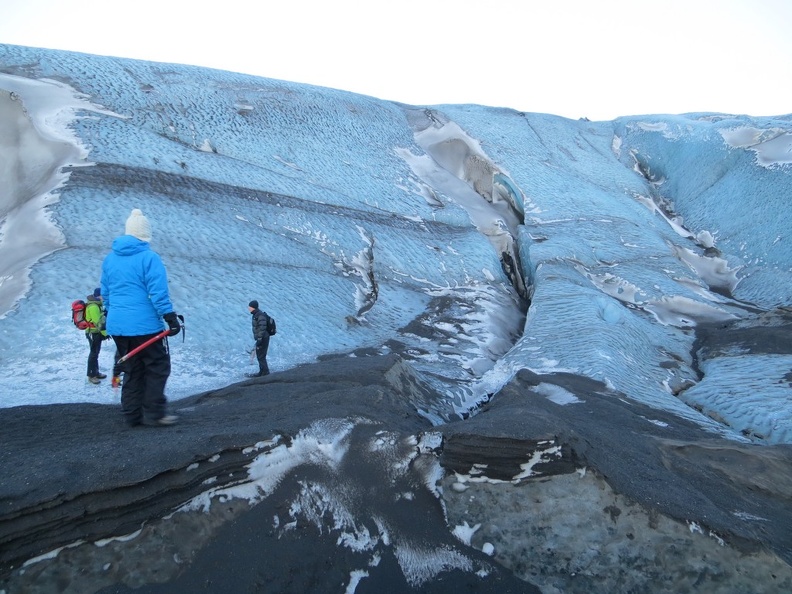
left=101, top=208, right=181, bottom=427
left=247, top=300, right=274, bottom=378
left=85, top=287, right=109, bottom=384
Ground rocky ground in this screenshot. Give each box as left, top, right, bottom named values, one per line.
left=1, top=348, right=791, bottom=593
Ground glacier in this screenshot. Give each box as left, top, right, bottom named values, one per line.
left=1, top=44, right=789, bottom=442
left=0, top=44, right=791, bottom=593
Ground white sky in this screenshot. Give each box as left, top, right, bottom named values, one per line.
left=1, top=0, right=791, bottom=120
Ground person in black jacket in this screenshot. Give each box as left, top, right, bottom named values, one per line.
left=247, top=300, right=271, bottom=377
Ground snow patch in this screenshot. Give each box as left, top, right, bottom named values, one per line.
left=534, top=382, right=582, bottom=405
left=452, top=520, right=481, bottom=545
left=393, top=542, right=473, bottom=588
left=720, top=127, right=792, bottom=167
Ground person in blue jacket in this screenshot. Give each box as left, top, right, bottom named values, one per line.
left=101, top=209, right=181, bottom=427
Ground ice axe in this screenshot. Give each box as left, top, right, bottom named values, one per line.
left=111, top=329, right=170, bottom=388
left=111, top=315, right=184, bottom=388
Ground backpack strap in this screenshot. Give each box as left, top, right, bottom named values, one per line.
left=84, top=301, right=105, bottom=333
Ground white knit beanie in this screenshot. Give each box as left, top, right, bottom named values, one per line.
left=125, top=208, right=152, bottom=242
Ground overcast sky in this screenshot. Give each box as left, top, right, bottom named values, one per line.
left=2, top=0, right=791, bottom=120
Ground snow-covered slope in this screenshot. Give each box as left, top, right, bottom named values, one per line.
left=0, top=44, right=790, bottom=443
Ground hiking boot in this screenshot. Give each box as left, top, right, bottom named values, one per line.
left=88, top=376, right=101, bottom=384
left=143, top=415, right=178, bottom=427
left=95, top=373, right=107, bottom=379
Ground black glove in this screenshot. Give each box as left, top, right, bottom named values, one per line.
left=164, top=312, right=180, bottom=336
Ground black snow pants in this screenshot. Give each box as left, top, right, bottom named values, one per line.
left=256, top=333, right=270, bottom=376
left=113, top=333, right=171, bottom=426
left=86, top=332, right=104, bottom=378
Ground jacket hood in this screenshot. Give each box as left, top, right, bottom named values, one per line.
left=112, top=234, right=150, bottom=257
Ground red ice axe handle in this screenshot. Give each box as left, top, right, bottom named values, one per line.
left=112, top=329, right=171, bottom=388
left=116, top=329, right=171, bottom=365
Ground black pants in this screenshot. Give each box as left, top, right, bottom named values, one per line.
left=113, top=334, right=171, bottom=425
left=256, top=334, right=270, bottom=375
left=86, top=332, right=103, bottom=377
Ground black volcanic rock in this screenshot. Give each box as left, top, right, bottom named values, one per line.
left=0, top=355, right=536, bottom=593
left=1, top=354, right=791, bottom=593
left=438, top=368, right=792, bottom=592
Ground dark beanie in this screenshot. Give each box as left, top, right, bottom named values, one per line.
left=93, top=287, right=101, bottom=298
left=249, top=300, right=258, bottom=309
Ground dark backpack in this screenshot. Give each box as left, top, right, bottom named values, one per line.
left=71, top=300, right=90, bottom=330
left=266, top=314, right=277, bottom=336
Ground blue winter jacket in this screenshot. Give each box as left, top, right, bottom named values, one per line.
left=101, top=235, right=174, bottom=336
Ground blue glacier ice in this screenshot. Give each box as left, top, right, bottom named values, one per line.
left=0, top=44, right=790, bottom=445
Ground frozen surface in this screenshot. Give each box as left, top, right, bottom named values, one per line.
left=0, top=44, right=790, bottom=444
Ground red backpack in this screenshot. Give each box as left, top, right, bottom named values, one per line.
left=71, top=300, right=90, bottom=330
